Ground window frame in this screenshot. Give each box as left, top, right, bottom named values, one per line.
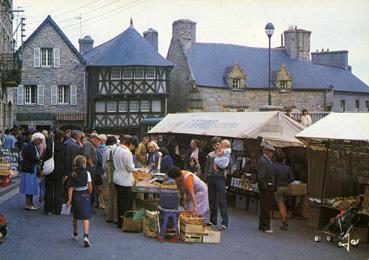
left=366, top=101, right=369, bottom=112
left=129, top=101, right=139, bottom=112
left=57, top=85, right=70, bottom=105
left=340, top=100, right=346, bottom=112
left=24, top=85, right=37, bottom=105
left=134, top=67, right=144, bottom=79
left=95, top=101, right=105, bottom=113
left=279, top=81, right=287, bottom=92
left=145, top=67, right=155, bottom=79
left=41, top=48, right=53, bottom=67
left=106, top=101, right=117, bottom=113
left=151, top=100, right=161, bottom=113
left=118, top=101, right=128, bottom=112
left=140, top=100, right=150, bottom=112
left=232, top=79, right=241, bottom=89
left=122, top=67, right=132, bottom=79
left=354, top=100, right=360, bottom=111
left=111, top=68, right=121, bottom=80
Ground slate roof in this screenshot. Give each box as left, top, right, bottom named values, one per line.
left=84, top=26, right=173, bottom=67
left=186, top=43, right=369, bottom=94
left=20, top=15, right=85, bottom=63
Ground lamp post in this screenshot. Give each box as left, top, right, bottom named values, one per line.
left=265, top=22, right=274, bottom=106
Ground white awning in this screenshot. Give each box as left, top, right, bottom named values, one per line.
left=296, top=112, right=369, bottom=143
left=148, top=111, right=304, bottom=147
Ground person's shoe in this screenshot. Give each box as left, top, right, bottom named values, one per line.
left=219, top=224, right=228, bottom=231
left=83, top=236, right=91, bottom=247
left=280, top=222, right=288, bottom=231
left=46, top=212, right=52, bottom=216
left=25, top=205, right=38, bottom=211
left=262, top=229, right=274, bottom=234
left=206, top=221, right=217, bottom=228
left=32, top=205, right=40, bottom=209
left=72, top=233, right=78, bottom=241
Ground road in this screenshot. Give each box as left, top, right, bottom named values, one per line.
left=0, top=192, right=368, bottom=260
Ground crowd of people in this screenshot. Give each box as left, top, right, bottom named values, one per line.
left=0, top=125, right=298, bottom=246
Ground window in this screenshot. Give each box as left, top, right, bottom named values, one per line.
left=280, top=81, right=287, bottom=92
left=106, top=101, right=117, bottom=112
left=146, top=67, right=155, bottom=79
left=152, top=100, right=161, bottom=112
left=340, top=100, right=345, bottom=112
left=57, top=85, right=70, bottom=104
left=366, top=101, right=369, bottom=111
left=232, top=79, right=240, bottom=89
left=95, top=102, right=105, bottom=113
left=130, top=101, right=139, bottom=112
left=134, top=67, right=144, bottom=79
left=141, top=101, right=150, bottom=112
left=111, top=68, right=121, bottom=80
left=118, top=101, right=128, bottom=112
left=24, top=85, right=37, bottom=104
left=122, top=68, right=132, bottom=79
left=41, top=48, right=53, bottom=67
left=355, top=100, right=360, bottom=111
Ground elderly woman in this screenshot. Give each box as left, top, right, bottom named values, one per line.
left=20, top=132, right=44, bottom=210
left=147, top=141, right=161, bottom=173
left=168, top=166, right=209, bottom=216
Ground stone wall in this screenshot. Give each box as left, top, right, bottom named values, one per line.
left=333, top=92, right=369, bottom=112
left=192, top=87, right=325, bottom=112
left=14, top=22, right=85, bottom=119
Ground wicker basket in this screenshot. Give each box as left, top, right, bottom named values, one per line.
left=142, top=218, right=158, bottom=238
left=122, top=211, right=142, bottom=233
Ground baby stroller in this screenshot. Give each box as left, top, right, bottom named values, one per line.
left=0, top=214, right=7, bottom=242
left=313, top=204, right=361, bottom=252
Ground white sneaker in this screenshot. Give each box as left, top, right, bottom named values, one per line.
left=83, top=236, right=91, bottom=247
left=263, top=229, right=274, bottom=234
left=72, top=234, right=78, bottom=241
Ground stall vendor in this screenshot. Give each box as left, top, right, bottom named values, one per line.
left=168, top=167, right=209, bottom=216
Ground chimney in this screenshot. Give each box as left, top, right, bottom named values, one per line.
left=78, top=35, right=94, bottom=55
left=143, top=28, right=158, bottom=51
left=311, top=50, right=349, bottom=70
left=283, top=26, right=311, bottom=60
left=172, top=19, right=196, bottom=54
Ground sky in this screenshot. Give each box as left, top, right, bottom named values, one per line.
left=13, top=0, right=369, bottom=85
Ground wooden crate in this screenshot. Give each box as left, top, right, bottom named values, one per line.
left=203, top=227, right=221, bottom=243
left=180, top=232, right=202, bottom=243
left=180, top=223, right=204, bottom=234
left=180, top=212, right=205, bottom=225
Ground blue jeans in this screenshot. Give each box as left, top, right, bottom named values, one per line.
left=208, top=177, right=229, bottom=226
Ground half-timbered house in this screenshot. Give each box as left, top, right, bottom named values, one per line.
left=82, top=21, right=173, bottom=134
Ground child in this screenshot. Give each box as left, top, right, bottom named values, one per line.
left=214, top=139, right=232, bottom=174
left=66, top=155, right=93, bottom=248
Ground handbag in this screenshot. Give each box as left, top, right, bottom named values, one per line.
left=42, top=142, right=55, bottom=175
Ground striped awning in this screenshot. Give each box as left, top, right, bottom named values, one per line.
left=56, top=113, right=86, bottom=121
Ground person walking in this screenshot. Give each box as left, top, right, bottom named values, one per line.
left=257, top=145, right=276, bottom=234
left=66, top=155, right=93, bottom=248
left=204, top=136, right=229, bottom=230
left=112, top=135, right=137, bottom=229
left=274, top=153, right=294, bottom=231
left=44, top=130, right=67, bottom=215
left=19, top=133, right=44, bottom=210
left=102, top=136, right=118, bottom=224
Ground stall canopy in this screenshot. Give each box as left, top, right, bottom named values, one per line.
left=148, top=111, right=304, bottom=147
left=296, top=112, right=369, bottom=143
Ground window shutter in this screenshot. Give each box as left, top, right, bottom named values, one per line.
left=34, top=48, right=40, bottom=67
left=17, top=85, right=24, bottom=105
left=37, top=85, right=44, bottom=105
left=70, top=85, right=77, bottom=105
left=53, top=48, right=60, bottom=68
left=51, top=85, right=58, bottom=105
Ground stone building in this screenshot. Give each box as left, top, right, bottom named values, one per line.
left=14, top=16, right=86, bottom=131
left=167, top=20, right=369, bottom=113
left=82, top=20, right=173, bottom=134
left=0, top=0, right=18, bottom=130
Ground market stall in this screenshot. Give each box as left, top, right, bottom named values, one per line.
left=149, top=111, right=308, bottom=219
left=296, top=113, right=369, bottom=244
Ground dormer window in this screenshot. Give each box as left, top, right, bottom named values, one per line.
left=224, top=64, right=246, bottom=89
left=275, top=64, right=292, bottom=93
left=279, top=81, right=287, bottom=92
left=232, top=79, right=240, bottom=89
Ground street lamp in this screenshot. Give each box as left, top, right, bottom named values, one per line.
left=265, top=22, right=274, bottom=106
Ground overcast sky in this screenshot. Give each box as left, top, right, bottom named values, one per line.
left=14, top=0, right=369, bottom=85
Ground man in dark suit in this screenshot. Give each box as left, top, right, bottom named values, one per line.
left=257, top=145, right=276, bottom=234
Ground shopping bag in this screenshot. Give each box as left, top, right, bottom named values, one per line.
left=61, top=204, right=71, bottom=215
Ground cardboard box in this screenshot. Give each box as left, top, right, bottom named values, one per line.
left=235, top=195, right=248, bottom=210
left=203, top=227, right=221, bottom=243
left=352, top=227, right=368, bottom=244
left=288, top=183, right=307, bottom=196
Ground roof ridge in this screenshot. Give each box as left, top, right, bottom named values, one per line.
left=194, top=42, right=287, bottom=51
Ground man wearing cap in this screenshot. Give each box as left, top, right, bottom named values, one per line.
left=257, top=145, right=276, bottom=234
